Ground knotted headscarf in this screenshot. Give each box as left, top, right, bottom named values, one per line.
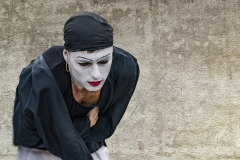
left=64, top=11, right=113, bottom=51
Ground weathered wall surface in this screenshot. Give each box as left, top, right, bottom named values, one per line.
left=1, top=0, right=240, bottom=159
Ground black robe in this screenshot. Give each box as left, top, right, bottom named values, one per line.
left=13, top=46, right=139, bottom=160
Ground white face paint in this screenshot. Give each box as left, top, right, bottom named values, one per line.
left=63, top=46, right=113, bottom=91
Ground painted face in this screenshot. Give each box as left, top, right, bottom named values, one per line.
left=64, top=46, right=113, bottom=91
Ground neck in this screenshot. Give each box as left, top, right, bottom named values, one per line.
left=71, top=81, right=101, bottom=105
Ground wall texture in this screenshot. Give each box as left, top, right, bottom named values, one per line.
left=1, top=0, right=240, bottom=159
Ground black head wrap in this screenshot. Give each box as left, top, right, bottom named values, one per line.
left=63, top=11, right=113, bottom=51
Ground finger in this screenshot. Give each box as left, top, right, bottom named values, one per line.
left=90, top=115, right=98, bottom=122
left=94, top=113, right=98, bottom=119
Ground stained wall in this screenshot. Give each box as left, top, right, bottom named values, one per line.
left=1, top=0, right=240, bottom=159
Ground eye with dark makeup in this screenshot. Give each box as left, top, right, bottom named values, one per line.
left=98, top=60, right=109, bottom=65
left=79, top=62, right=91, bottom=66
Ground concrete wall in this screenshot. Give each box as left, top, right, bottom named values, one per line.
left=1, top=0, right=240, bottom=159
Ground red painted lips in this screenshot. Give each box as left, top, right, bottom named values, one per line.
left=88, top=81, right=102, bottom=86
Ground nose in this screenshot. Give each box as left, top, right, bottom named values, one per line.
left=91, top=64, right=100, bottom=79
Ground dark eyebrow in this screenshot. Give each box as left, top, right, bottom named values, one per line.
left=75, top=56, right=93, bottom=62
left=96, top=53, right=111, bottom=61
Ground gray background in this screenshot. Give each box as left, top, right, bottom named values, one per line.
left=1, top=0, right=240, bottom=159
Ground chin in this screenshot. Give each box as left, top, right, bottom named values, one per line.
left=85, top=85, right=102, bottom=92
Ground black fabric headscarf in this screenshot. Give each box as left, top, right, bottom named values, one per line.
left=64, top=11, right=113, bottom=51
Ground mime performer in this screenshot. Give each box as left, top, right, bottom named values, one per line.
left=13, top=11, right=139, bottom=160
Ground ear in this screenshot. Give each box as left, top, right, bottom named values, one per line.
left=63, top=49, right=69, bottom=62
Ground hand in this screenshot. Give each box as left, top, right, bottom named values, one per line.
left=87, top=106, right=99, bottom=127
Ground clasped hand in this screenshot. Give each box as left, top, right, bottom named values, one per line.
left=87, top=106, right=99, bottom=127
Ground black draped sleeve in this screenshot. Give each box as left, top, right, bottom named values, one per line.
left=13, top=55, right=93, bottom=160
